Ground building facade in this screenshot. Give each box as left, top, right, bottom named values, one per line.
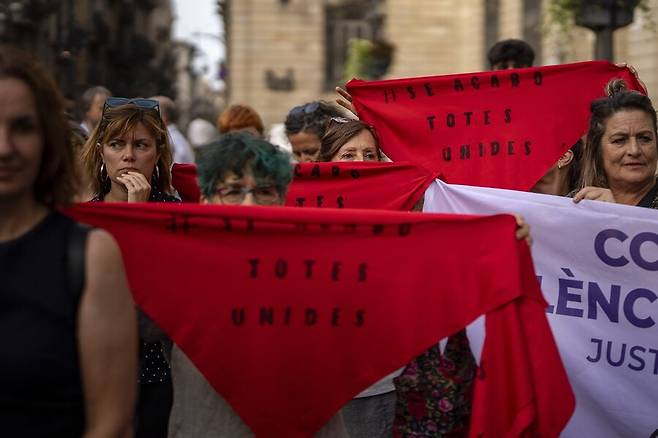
left=0, top=0, right=180, bottom=106
left=223, top=0, right=658, bottom=129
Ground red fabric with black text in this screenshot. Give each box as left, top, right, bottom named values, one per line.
left=172, top=161, right=436, bottom=210
left=65, top=203, right=574, bottom=438
left=285, top=161, right=435, bottom=210
left=347, top=61, right=645, bottom=191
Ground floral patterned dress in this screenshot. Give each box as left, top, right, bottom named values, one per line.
left=393, top=330, right=476, bottom=438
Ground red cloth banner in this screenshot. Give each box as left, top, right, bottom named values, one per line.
left=171, top=163, right=201, bottom=202
left=285, top=162, right=435, bottom=210
left=347, top=61, right=645, bottom=191
left=67, top=203, right=574, bottom=437
left=172, top=162, right=436, bottom=211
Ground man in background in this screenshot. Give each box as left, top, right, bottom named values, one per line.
left=79, top=86, right=111, bottom=134
left=152, top=95, right=195, bottom=164
left=487, top=39, right=535, bottom=70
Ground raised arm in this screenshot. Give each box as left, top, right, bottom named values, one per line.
left=79, top=229, right=138, bottom=438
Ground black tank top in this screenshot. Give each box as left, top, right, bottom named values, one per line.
left=0, top=212, right=85, bottom=437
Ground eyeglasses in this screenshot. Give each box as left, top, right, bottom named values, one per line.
left=215, top=185, right=280, bottom=205
left=102, top=97, right=160, bottom=118
left=288, top=102, right=320, bottom=118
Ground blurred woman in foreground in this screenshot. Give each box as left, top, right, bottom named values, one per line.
left=0, top=45, right=137, bottom=437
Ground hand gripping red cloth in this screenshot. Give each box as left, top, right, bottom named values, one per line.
left=66, top=203, right=574, bottom=437
left=172, top=161, right=436, bottom=210
left=347, top=61, right=645, bottom=191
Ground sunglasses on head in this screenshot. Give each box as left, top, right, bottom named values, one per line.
left=288, top=102, right=320, bottom=118
left=102, top=97, right=160, bottom=118
left=329, top=116, right=352, bottom=124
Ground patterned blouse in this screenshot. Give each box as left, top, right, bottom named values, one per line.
left=91, top=187, right=180, bottom=385
left=393, top=330, right=476, bottom=437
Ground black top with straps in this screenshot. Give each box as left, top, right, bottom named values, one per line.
left=91, top=188, right=180, bottom=386
left=0, top=212, right=85, bottom=437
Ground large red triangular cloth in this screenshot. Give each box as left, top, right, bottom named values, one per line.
left=347, top=61, right=645, bottom=191
left=171, top=161, right=436, bottom=210
left=66, top=203, right=574, bottom=437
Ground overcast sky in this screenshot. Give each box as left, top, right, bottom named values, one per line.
left=172, top=0, right=225, bottom=89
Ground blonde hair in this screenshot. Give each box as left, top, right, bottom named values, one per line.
left=81, top=104, right=174, bottom=196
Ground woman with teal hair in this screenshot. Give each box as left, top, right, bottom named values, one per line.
left=167, top=132, right=349, bottom=437
left=196, top=132, right=292, bottom=205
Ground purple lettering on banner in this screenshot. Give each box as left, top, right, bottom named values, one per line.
left=595, top=229, right=629, bottom=267
left=586, top=337, right=602, bottom=363
left=650, top=349, right=658, bottom=375
left=587, top=282, right=620, bottom=323
left=556, top=272, right=584, bottom=317
left=629, top=232, right=658, bottom=271
left=628, top=345, right=646, bottom=371
left=605, top=340, right=627, bottom=367
left=623, top=288, right=657, bottom=328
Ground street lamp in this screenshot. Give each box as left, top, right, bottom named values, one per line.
left=574, top=0, right=640, bottom=61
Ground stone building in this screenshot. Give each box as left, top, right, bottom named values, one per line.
left=0, top=0, right=180, bottom=105
left=222, top=0, right=658, bottom=129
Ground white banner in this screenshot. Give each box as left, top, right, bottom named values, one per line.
left=424, top=180, right=658, bottom=438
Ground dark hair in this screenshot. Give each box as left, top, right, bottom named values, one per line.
left=196, top=132, right=293, bottom=199
left=0, top=45, right=77, bottom=207
left=580, top=79, right=658, bottom=189
left=81, top=85, right=111, bottom=113
left=68, top=120, right=88, bottom=152
left=81, top=104, right=174, bottom=196
left=284, top=101, right=343, bottom=139
left=487, top=39, right=535, bottom=69
left=318, top=119, right=381, bottom=162
left=566, top=138, right=583, bottom=193
left=218, top=104, right=264, bottom=135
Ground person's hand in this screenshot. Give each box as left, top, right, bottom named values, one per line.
left=573, top=186, right=616, bottom=204
left=615, top=63, right=648, bottom=92
left=116, top=171, right=151, bottom=202
left=335, top=86, right=358, bottom=117
left=514, top=214, right=533, bottom=247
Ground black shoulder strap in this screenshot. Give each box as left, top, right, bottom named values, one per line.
left=67, top=222, right=92, bottom=303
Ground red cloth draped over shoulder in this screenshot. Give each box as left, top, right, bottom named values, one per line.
left=347, top=61, right=645, bottom=191
left=66, top=202, right=574, bottom=437
left=172, top=161, right=436, bottom=210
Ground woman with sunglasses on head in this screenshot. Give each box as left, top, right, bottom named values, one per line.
left=82, top=97, right=177, bottom=204
left=81, top=97, right=179, bottom=438
left=0, top=46, right=138, bottom=437
left=284, top=101, right=344, bottom=163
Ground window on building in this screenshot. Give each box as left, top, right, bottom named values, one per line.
left=523, top=0, right=542, bottom=65
left=324, top=0, right=384, bottom=90
left=484, top=0, right=500, bottom=67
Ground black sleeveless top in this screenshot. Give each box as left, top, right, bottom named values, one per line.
left=0, top=212, right=85, bottom=437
